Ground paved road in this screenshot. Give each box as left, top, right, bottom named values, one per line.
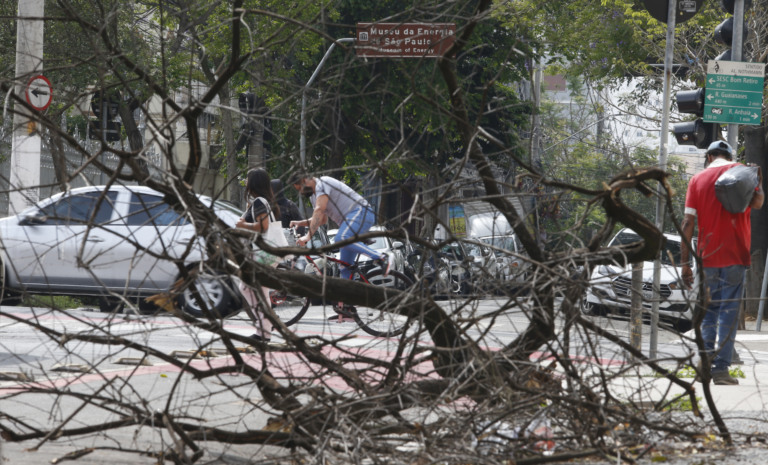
left=2, top=299, right=768, bottom=463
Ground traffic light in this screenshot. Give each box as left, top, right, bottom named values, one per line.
left=238, top=92, right=257, bottom=114
left=88, top=89, right=122, bottom=142
left=672, top=89, right=718, bottom=148
left=715, top=0, right=751, bottom=59
left=720, top=0, right=752, bottom=15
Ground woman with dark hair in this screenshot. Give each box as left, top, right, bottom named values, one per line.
left=236, top=168, right=281, bottom=343
left=238, top=168, right=280, bottom=232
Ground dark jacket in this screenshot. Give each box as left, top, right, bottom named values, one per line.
left=271, top=178, right=302, bottom=228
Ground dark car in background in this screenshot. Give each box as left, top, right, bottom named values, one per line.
left=581, top=228, right=696, bottom=332
left=406, top=241, right=474, bottom=297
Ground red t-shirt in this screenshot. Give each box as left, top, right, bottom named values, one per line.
left=685, top=159, right=752, bottom=267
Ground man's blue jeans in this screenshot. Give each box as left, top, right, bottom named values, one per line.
left=701, top=265, right=745, bottom=373
left=336, top=207, right=383, bottom=280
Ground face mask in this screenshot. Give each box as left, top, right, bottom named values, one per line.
left=301, top=187, right=313, bottom=198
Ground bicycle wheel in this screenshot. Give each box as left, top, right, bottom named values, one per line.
left=353, top=269, right=413, bottom=337
left=270, top=289, right=310, bottom=326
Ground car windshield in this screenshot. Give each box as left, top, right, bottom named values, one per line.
left=464, top=243, right=485, bottom=258
left=481, top=236, right=515, bottom=252
left=210, top=198, right=243, bottom=216
left=440, top=243, right=464, bottom=261
left=611, top=230, right=682, bottom=266
left=368, top=236, right=388, bottom=250
left=309, top=231, right=325, bottom=249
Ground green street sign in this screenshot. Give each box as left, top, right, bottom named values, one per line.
left=704, top=60, right=765, bottom=125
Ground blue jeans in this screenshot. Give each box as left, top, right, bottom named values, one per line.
left=701, top=265, right=745, bottom=373
left=335, top=207, right=384, bottom=279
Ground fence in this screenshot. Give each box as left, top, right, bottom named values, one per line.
left=0, top=128, right=153, bottom=216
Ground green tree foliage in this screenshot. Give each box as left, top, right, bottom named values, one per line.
left=294, top=1, right=532, bottom=189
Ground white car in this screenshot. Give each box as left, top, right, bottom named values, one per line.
left=351, top=225, right=406, bottom=275
left=477, top=234, right=529, bottom=285
left=461, top=239, right=500, bottom=293
left=0, top=185, right=244, bottom=317
left=326, top=228, right=338, bottom=244
left=582, top=228, right=696, bottom=332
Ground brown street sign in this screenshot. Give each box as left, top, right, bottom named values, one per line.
left=356, top=23, right=456, bottom=58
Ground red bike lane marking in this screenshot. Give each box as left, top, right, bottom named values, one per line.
left=0, top=311, right=624, bottom=395
left=0, top=344, right=440, bottom=395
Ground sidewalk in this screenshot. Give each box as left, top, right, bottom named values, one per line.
left=613, top=320, right=768, bottom=414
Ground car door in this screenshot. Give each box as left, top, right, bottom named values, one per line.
left=103, top=191, right=196, bottom=292
left=4, top=190, right=119, bottom=291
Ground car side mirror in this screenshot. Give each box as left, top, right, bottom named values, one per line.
left=392, top=241, right=404, bottom=249
left=19, top=213, right=47, bottom=225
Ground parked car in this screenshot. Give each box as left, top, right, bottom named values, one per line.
left=0, top=185, right=244, bottom=316
left=326, top=228, right=338, bottom=244
left=461, top=239, right=501, bottom=293
left=348, top=225, right=407, bottom=275
left=581, top=228, right=696, bottom=332
left=406, top=241, right=473, bottom=297
left=291, top=227, right=338, bottom=278
left=477, top=234, right=529, bottom=285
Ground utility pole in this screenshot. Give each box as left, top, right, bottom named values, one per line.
left=531, top=56, right=543, bottom=246
left=726, top=0, right=746, bottom=150
left=649, top=0, right=677, bottom=358
left=10, top=0, right=45, bottom=214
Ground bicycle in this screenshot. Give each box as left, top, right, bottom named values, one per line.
left=268, top=228, right=414, bottom=337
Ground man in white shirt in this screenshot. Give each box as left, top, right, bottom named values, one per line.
left=289, top=174, right=393, bottom=278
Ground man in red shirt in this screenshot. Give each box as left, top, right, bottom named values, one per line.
left=681, top=140, right=764, bottom=385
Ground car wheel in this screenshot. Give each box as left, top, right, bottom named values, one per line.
left=138, top=298, right=163, bottom=315
left=177, top=269, right=242, bottom=319
left=672, top=318, right=693, bottom=334
left=99, top=297, right=125, bottom=313
left=0, top=265, right=21, bottom=306
left=449, top=277, right=470, bottom=296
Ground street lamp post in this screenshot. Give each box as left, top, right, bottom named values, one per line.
left=298, top=38, right=354, bottom=217
left=300, top=38, right=354, bottom=168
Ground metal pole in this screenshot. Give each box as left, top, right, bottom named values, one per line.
left=630, top=262, right=644, bottom=352
left=298, top=38, right=353, bottom=218
left=299, top=37, right=354, bottom=168
left=531, top=56, right=543, bottom=246
left=649, top=0, right=677, bottom=359
left=757, top=250, right=768, bottom=330
left=728, top=0, right=760, bottom=330
left=726, top=0, right=745, bottom=149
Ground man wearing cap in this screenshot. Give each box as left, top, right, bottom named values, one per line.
left=289, top=173, right=394, bottom=278
left=681, top=140, right=764, bottom=385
